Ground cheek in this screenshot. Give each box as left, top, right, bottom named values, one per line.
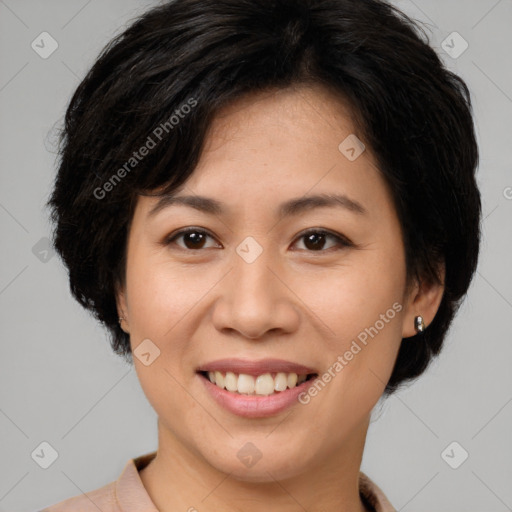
left=293, top=243, right=406, bottom=390
left=125, top=250, right=212, bottom=338
left=298, top=254, right=405, bottom=339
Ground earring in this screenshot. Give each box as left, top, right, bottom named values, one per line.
left=118, top=316, right=125, bottom=325
left=414, top=315, right=426, bottom=333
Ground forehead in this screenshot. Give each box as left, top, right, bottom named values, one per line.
left=134, top=83, right=393, bottom=225
left=207, top=84, right=361, bottom=146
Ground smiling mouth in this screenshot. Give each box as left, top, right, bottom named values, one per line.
left=198, top=370, right=318, bottom=396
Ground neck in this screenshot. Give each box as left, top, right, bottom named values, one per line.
left=139, top=416, right=372, bottom=512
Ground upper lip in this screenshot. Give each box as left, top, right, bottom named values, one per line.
left=196, top=358, right=317, bottom=376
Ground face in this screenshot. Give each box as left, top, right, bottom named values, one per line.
left=117, top=84, right=439, bottom=482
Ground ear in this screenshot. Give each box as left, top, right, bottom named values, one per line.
left=115, top=280, right=130, bottom=333
left=402, top=263, right=445, bottom=338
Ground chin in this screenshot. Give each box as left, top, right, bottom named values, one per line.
left=205, top=448, right=306, bottom=483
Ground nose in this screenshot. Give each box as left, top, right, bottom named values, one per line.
left=211, top=246, right=300, bottom=340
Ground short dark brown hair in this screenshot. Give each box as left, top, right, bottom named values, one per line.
left=47, top=0, right=482, bottom=397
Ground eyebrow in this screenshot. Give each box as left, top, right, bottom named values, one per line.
left=147, top=192, right=367, bottom=219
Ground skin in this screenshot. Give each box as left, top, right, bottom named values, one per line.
left=116, top=84, right=444, bottom=512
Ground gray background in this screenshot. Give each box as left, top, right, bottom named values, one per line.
left=0, top=1, right=511, bottom=511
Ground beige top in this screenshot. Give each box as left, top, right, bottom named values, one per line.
left=40, top=451, right=396, bottom=512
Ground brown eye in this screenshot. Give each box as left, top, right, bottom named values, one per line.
left=165, top=228, right=220, bottom=250
left=293, top=229, right=352, bottom=252
left=163, top=227, right=352, bottom=253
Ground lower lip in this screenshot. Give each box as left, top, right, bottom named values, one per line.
left=198, top=372, right=317, bottom=418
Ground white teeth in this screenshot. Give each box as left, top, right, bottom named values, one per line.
left=237, top=373, right=255, bottom=394
left=224, top=371, right=238, bottom=392
left=287, top=373, right=298, bottom=388
left=214, top=371, right=225, bottom=389
left=274, top=372, right=288, bottom=392
left=255, top=374, right=275, bottom=395
left=205, top=371, right=313, bottom=395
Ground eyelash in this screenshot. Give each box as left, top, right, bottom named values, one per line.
left=163, top=227, right=353, bottom=253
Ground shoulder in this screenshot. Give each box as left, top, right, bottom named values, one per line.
left=37, top=452, right=157, bottom=512
left=38, top=480, right=119, bottom=512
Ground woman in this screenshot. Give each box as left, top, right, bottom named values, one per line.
left=40, top=0, right=481, bottom=510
